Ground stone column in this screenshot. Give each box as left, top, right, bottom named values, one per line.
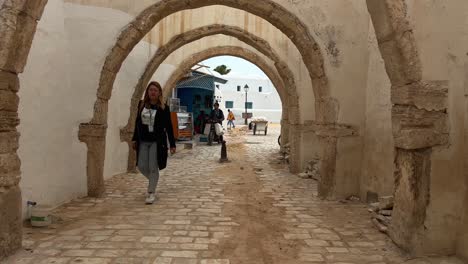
left=367, top=0, right=449, bottom=254
left=0, top=71, right=22, bottom=258
left=0, top=0, right=48, bottom=258
left=288, top=125, right=302, bottom=174
left=287, top=104, right=301, bottom=173
left=317, top=136, right=337, bottom=199
left=389, top=88, right=448, bottom=254
left=391, top=148, right=432, bottom=253
left=78, top=124, right=107, bottom=197
left=307, top=122, right=357, bottom=200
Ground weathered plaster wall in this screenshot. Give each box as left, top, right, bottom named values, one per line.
left=301, top=131, right=322, bottom=172
left=360, top=19, right=394, bottom=200
left=17, top=1, right=158, bottom=214
left=280, top=0, right=373, bottom=195
left=18, top=0, right=90, bottom=214
left=405, top=0, right=468, bottom=255
left=63, top=0, right=157, bottom=17
left=460, top=40, right=468, bottom=257
left=461, top=64, right=468, bottom=259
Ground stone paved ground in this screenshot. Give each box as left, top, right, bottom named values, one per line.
left=4, top=126, right=464, bottom=264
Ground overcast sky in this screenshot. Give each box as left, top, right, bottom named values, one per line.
left=201, top=56, right=268, bottom=79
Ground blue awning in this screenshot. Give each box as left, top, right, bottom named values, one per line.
left=176, top=71, right=227, bottom=91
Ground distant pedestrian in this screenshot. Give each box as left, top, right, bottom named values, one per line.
left=227, top=109, right=236, bottom=129
left=209, top=102, right=225, bottom=143
left=210, top=103, right=225, bottom=125
left=132, top=81, right=176, bottom=204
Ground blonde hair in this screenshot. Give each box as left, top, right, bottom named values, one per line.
left=141, top=81, right=165, bottom=111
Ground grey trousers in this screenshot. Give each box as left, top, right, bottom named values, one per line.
left=138, top=141, right=160, bottom=193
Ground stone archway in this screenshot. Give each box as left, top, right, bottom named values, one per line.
left=123, top=24, right=298, bottom=130
left=91, top=0, right=331, bottom=121
left=118, top=24, right=299, bottom=172
left=366, top=0, right=449, bottom=255
left=121, top=46, right=291, bottom=173
left=0, top=0, right=48, bottom=258
left=79, top=0, right=337, bottom=199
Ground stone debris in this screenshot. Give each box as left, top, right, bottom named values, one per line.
left=368, top=196, right=394, bottom=234
left=378, top=196, right=394, bottom=210
left=369, top=202, right=380, bottom=212
left=339, top=195, right=360, bottom=204
left=372, top=218, right=388, bottom=233
left=347, top=195, right=360, bottom=202
left=305, top=159, right=320, bottom=181
left=380, top=210, right=392, bottom=216
left=297, top=158, right=321, bottom=180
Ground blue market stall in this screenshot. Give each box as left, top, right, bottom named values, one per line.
left=174, top=70, right=227, bottom=134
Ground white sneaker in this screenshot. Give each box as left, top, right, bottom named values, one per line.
left=145, top=193, right=155, bottom=204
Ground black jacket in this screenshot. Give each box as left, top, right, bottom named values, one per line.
left=210, top=109, right=225, bottom=124
left=132, top=102, right=176, bottom=170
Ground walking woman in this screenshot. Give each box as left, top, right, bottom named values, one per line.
left=132, top=81, right=176, bottom=204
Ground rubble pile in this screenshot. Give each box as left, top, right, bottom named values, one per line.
left=368, top=196, right=394, bottom=233
left=298, top=158, right=321, bottom=181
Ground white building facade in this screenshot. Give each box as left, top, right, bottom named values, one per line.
left=216, top=75, right=282, bottom=124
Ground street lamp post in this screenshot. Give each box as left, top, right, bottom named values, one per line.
left=244, top=84, right=249, bottom=125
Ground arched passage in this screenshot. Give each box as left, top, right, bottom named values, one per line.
left=162, top=48, right=296, bottom=160
left=79, top=1, right=332, bottom=197
left=121, top=46, right=292, bottom=173
left=122, top=24, right=299, bottom=133
left=89, top=0, right=330, bottom=124
left=115, top=24, right=300, bottom=172
left=125, top=46, right=294, bottom=173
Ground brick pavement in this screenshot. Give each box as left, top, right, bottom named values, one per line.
left=4, top=126, right=463, bottom=264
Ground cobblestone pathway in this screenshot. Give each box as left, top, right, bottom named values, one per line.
left=4, top=126, right=463, bottom=264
